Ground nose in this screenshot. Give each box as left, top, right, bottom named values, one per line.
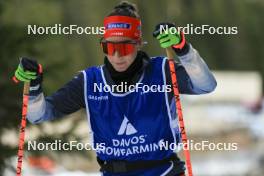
left=113, top=50, right=120, bottom=57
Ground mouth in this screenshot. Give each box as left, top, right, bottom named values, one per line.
left=114, top=62, right=127, bottom=71
left=115, top=62, right=126, bottom=66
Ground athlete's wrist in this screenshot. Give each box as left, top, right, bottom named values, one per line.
left=173, top=42, right=190, bottom=56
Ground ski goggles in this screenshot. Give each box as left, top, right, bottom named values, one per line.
left=100, top=38, right=138, bottom=56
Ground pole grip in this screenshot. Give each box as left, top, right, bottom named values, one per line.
left=23, top=82, right=30, bottom=95
left=166, top=47, right=174, bottom=59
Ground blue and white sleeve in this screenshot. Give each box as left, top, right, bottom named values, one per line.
left=27, top=93, right=64, bottom=124
left=177, top=44, right=217, bottom=94
left=27, top=73, right=85, bottom=124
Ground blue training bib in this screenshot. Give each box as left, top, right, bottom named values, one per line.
left=82, top=57, right=181, bottom=162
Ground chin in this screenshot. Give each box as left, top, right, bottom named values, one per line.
left=115, top=66, right=128, bottom=72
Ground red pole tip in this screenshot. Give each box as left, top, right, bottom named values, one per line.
left=12, top=76, right=19, bottom=83
left=38, top=64, right=43, bottom=74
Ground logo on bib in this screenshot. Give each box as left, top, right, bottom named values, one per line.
left=118, top=116, right=137, bottom=135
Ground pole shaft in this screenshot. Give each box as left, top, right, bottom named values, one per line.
left=16, top=82, right=30, bottom=176
left=166, top=48, right=193, bottom=176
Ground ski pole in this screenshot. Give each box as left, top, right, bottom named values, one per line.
left=166, top=47, right=193, bottom=176
left=13, top=76, right=30, bottom=176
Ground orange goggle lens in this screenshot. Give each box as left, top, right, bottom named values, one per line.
left=100, top=40, right=137, bottom=57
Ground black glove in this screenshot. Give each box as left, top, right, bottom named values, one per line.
left=153, top=22, right=176, bottom=38
left=15, top=57, right=43, bottom=87
left=153, top=22, right=189, bottom=55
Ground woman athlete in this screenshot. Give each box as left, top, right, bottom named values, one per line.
left=14, top=1, right=217, bottom=176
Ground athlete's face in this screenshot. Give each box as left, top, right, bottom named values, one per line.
left=103, top=36, right=139, bottom=72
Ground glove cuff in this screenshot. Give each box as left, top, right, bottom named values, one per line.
left=29, top=83, right=43, bottom=96
left=29, top=64, right=43, bottom=95
left=173, top=42, right=190, bottom=56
